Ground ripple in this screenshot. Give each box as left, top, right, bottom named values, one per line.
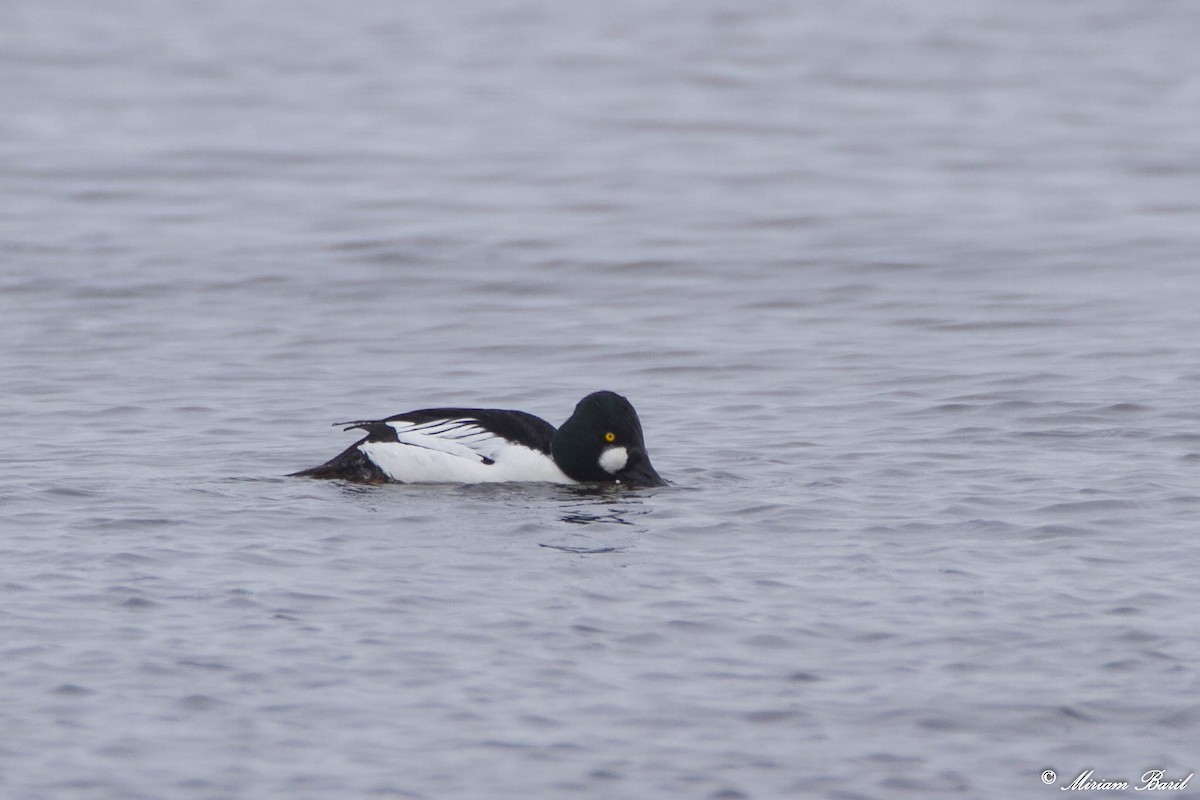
left=1037, top=499, right=1139, bottom=514
left=178, top=694, right=223, bottom=711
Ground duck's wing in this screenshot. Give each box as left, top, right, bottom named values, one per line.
left=290, top=407, right=560, bottom=484
left=354, top=407, right=558, bottom=463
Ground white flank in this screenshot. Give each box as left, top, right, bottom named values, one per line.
left=598, top=446, right=629, bottom=474
left=359, top=437, right=574, bottom=484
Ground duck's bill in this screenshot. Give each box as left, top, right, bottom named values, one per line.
left=617, top=455, right=667, bottom=487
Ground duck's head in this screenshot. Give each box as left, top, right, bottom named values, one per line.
left=552, top=391, right=666, bottom=487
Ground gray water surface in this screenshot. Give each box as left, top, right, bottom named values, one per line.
left=3, top=1, right=1200, bottom=798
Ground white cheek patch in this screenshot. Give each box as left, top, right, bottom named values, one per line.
left=598, top=446, right=629, bottom=474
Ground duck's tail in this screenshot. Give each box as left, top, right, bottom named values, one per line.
left=288, top=440, right=390, bottom=484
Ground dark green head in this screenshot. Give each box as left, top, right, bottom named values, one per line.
left=551, top=391, right=666, bottom=486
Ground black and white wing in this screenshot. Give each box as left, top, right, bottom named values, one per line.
left=292, top=407, right=566, bottom=484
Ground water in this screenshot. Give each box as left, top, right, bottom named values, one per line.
left=3, top=1, right=1200, bottom=798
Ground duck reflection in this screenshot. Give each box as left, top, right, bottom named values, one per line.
left=553, top=484, right=654, bottom=526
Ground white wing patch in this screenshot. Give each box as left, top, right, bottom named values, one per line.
left=388, top=418, right=508, bottom=462
left=357, top=417, right=573, bottom=484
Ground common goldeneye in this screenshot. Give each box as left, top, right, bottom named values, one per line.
left=290, top=390, right=665, bottom=486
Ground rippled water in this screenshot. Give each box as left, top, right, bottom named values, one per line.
left=4, top=1, right=1200, bottom=798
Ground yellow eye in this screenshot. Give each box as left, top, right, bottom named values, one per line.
left=604, top=431, right=616, bottom=443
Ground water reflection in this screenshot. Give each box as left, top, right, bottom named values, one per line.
left=538, top=543, right=629, bottom=554
left=552, top=484, right=655, bottom=526
left=530, top=484, right=657, bottom=553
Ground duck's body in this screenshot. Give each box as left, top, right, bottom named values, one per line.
left=290, top=390, right=665, bottom=487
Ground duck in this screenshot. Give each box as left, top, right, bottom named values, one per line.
left=290, top=390, right=666, bottom=486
